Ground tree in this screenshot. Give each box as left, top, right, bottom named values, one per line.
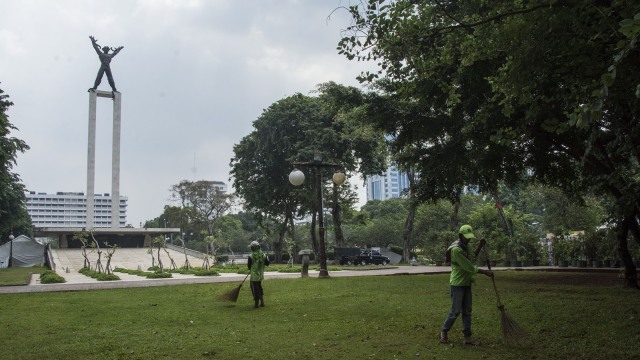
left=496, top=183, right=606, bottom=235
left=148, top=235, right=164, bottom=270
left=399, top=167, right=419, bottom=263
left=169, top=180, right=234, bottom=236
left=358, top=198, right=407, bottom=248
left=231, top=86, right=386, bottom=263
left=313, top=82, right=388, bottom=247
left=231, top=94, right=318, bottom=262
left=0, top=85, right=31, bottom=240
left=339, top=1, right=640, bottom=287
left=213, top=214, right=254, bottom=253
left=361, top=198, right=407, bottom=220
left=413, top=199, right=460, bottom=264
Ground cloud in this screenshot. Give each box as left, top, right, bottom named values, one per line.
left=1, top=0, right=373, bottom=226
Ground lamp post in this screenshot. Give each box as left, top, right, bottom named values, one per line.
left=8, top=233, right=15, bottom=268
left=289, top=154, right=345, bottom=278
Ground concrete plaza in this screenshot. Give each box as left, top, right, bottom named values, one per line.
left=0, top=248, right=456, bottom=294
left=2, top=248, right=614, bottom=295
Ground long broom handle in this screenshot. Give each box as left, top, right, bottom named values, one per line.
left=483, top=246, right=504, bottom=308
left=240, top=273, right=250, bottom=285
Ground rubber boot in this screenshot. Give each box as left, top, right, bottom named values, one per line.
left=439, top=331, right=449, bottom=344
left=254, top=299, right=259, bottom=308
left=463, top=337, right=479, bottom=346
left=260, top=296, right=265, bottom=307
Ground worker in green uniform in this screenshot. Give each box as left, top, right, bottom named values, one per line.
left=247, top=241, right=270, bottom=308
left=440, top=224, right=493, bottom=345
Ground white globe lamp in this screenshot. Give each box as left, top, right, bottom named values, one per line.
left=289, top=168, right=305, bottom=186
left=332, top=172, right=346, bottom=185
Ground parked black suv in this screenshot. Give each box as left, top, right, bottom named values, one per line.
left=340, top=249, right=390, bottom=266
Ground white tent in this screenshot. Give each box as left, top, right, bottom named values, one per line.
left=0, top=235, right=46, bottom=268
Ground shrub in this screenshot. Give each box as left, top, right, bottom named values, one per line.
left=115, top=267, right=173, bottom=279
left=214, top=263, right=241, bottom=270
left=79, top=267, right=99, bottom=278
left=389, top=245, right=403, bottom=256
left=40, top=270, right=66, bottom=284
left=96, top=273, right=120, bottom=281
left=192, top=269, right=219, bottom=276
left=79, top=267, right=120, bottom=281
left=314, top=265, right=342, bottom=272
left=171, top=268, right=195, bottom=275
left=518, top=232, right=543, bottom=262
left=114, top=268, right=147, bottom=276
left=169, top=267, right=219, bottom=276
left=146, top=272, right=172, bottom=279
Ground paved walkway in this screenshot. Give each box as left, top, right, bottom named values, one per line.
left=50, top=247, right=205, bottom=282
left=0, top=248, right=620, bottom=294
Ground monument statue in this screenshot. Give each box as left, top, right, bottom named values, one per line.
left=89, top=35, right=123, bottom=92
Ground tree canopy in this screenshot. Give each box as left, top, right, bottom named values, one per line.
left=230, top=83, right=387, bottom=261
left=338, top=0, right=640, bottom=285
left=168, top=180, right=234, bottom=235
left=0, top=85, right=31, bottom=240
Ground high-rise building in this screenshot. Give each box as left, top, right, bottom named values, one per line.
left=365, top=164, right=411, bottom=201
left=25, top=191, right=127, bottom=228
left=206, top=181, right=227, bottom=193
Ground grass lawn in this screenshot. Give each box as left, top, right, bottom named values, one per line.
left=0, top=267, right=46, bottom=286
left=0, top=270, right=638, bottom=359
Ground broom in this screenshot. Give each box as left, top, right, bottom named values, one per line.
left=483, top=247, right=527, bottom=344
left=217, top=273, right=250, bottom=302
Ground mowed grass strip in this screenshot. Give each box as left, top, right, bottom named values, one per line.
left=0, top=271, right=638, bottom=360
left=0, top=267, right=46, bottom=286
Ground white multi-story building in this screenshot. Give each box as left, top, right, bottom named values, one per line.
left=207, top=181, right=227, bottom=193
left=365, top=164, right=412, bottom=201
left=25, top=191, right=127, bottom=228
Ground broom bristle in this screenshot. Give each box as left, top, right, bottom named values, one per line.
left=217, top=284, right=242, bottom=302
left=499, top=307, right=527, bottom=344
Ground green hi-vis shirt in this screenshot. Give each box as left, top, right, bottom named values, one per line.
left=448, top=241, right=478, bottom=286
left=248, top=250, right=268, bottom=281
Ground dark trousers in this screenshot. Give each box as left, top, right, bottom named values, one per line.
left=250, top=281, right=264, bottom=300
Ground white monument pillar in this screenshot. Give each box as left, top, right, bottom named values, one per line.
left=111, top=92, right=121, bottom=228
left=86, top=91, right=97, bottom=229
left=87, top=90, right=122, bottom=229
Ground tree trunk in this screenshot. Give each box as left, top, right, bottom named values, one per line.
left=157, top=246, right=164, bottom=272
left=491, top=191, right=516, bottom=261
left=402, top=203, right=416, bottom=263
left=332, top=182, right=345, bottom=248
left=449, top=200, right=460, bottom=230
left=619, top=215, right=639, bottom=288
left=163, top=247, right=178, bottom=270
left=288, top=210, right=298, bottom=264
left=274, top=221, right=287, bottom=263
left=310, top=209, right=319, bottom=257
left=402, top=168, right=418, bottom=263
left=105, top=251, right=114, bottom=274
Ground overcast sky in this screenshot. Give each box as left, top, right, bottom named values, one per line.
left=0, top=0, right=375, bottom=227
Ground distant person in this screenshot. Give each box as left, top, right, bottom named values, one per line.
left=89, top=35, right=123, bottom=92
left=440, top=224, right=493, bottom=345
left=247, top=241, right=270, bottom=308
